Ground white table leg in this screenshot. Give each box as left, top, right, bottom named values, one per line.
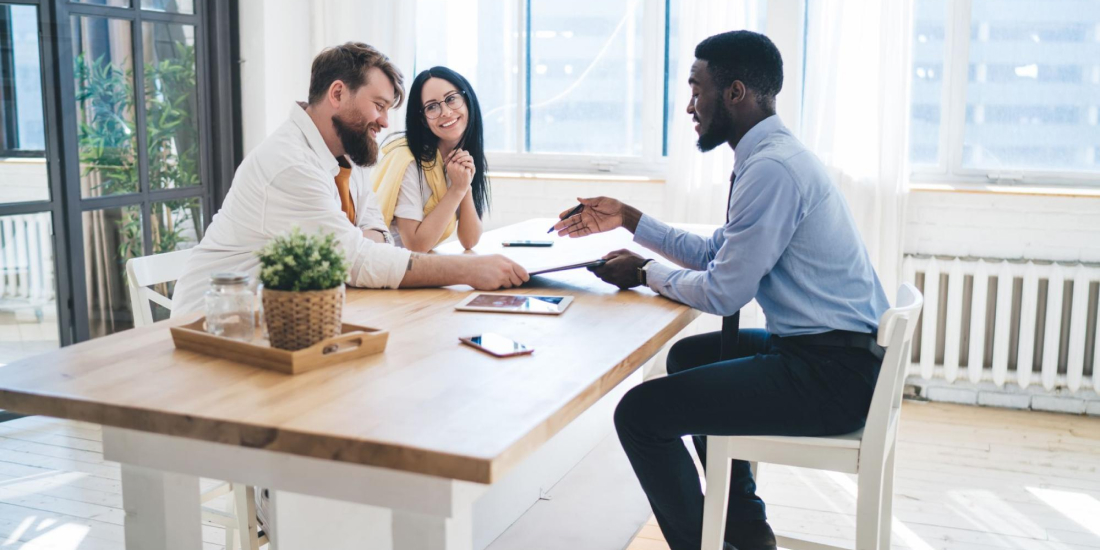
left=269, top=490, right=394, bottom=550
left=269, top=490, right=477, bottom=550
left=393, top=508, right=474, bottom=550
left=120, top=464, right=203, bottom=550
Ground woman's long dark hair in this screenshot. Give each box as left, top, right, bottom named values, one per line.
left=404, top=67, right=490, bottom=218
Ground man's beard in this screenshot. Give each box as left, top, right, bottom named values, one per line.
left=332, top=111, right=380, bottom=167
left=696, top=104, right=734, bottom=152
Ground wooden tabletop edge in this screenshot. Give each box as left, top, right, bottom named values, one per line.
left=0, top=388, right=497, bottom=483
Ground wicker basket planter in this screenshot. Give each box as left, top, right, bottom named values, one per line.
left=262, top=285, right=345, bottom=351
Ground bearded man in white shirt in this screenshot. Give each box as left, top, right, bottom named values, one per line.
left=172, top=42, right=528, bottom=315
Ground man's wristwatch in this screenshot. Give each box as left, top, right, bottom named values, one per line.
left=637, top=259, right=656, bottom=286
left=372, top=229, right=393, bottom=245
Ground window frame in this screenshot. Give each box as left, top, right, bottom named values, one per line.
left=50, top=0, right=239, bottom=343
left=466, top=0, right=671, bottom=178
left=910, top=0, right=1100, bottom=188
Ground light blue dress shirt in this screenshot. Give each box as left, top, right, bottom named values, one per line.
left=635, top=115, right=890, bottom=337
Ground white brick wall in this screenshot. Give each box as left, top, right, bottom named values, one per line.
left=904, top=190, right=1100, bottom=262
left=489, top=183, right=1100, bottom=264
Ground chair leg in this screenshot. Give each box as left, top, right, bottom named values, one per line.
left=855, top=459, right=885, bottom=550
left=232, top=484, right=261, bottom=550
left=225, top=524, right=237, bottom=550
left=701, top=436, right=731, bottom=550
left=878, top=445, right=896, bottom=550
left=224, top=484, right=239, bottom=550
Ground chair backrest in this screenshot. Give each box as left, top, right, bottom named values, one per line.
left=125, top=249, right=193, bottom=327
left=862, top=283, right=924, bottom=450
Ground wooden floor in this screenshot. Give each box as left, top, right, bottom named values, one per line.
left=0, top=401, right=1096, bottom=549
left=0, top=415, right=232, bottom=549
left=0, top=308, right=59, bottom=367
left=629, top=401, right=1100, bottom=550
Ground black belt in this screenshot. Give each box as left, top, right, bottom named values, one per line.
left=779, top=330, right=885, bottom=361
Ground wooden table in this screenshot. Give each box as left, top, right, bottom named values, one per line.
left=0, top=219, right=699, bottom=550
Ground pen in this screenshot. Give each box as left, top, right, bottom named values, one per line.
left=549, top=204, right=585, bottom=234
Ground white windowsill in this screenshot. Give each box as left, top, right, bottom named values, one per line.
left=910, top=182, right=1100, bottom=199
left=489, top=171, right=665, bottom=184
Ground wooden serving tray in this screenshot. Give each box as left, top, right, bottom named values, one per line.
left=170, top=318, right=388, bottom=375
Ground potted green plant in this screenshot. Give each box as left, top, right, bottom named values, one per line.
left=257, top=227, right=349, bottom=351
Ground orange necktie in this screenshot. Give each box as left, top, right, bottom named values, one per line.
left=334, top=165, right=356, bottom=224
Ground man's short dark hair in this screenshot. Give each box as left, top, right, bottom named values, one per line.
left=694, top=30, right=783, bottom=107
left=308, top=42, right=405, bottom=108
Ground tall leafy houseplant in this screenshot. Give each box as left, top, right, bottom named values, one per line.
left=145, top=43, right=202, bottom=262
left=257, top=228, right=350, bottom=351
left=74, top=43, right=200, bottom=267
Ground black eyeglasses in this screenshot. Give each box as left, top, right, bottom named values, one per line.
left=422, top=90, right=467, bottom=120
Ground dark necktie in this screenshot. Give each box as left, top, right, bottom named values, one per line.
left=720, top=169, right=740, bottom=361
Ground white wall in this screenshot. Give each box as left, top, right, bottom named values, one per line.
left=905, top=190, right=1100, bottom=263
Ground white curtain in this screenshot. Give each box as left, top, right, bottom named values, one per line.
left=801, top=0, right=914, bottom=296
left=309, top=0, right=417, bottom=135
left=663, top=0, right=764, bottom=226
left=237, top=0, right=417, bottom=151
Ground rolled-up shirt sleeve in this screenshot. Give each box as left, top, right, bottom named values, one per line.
left=634, top=215, right=723, bottom=270
left=267, top=164, right=411, bottom=289
left=640, top=158, right=802, bottom=316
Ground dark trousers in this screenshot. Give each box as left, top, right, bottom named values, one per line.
left=614, top=329, right=883, bottom=550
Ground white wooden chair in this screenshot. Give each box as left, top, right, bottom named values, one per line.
left=701, top=283, right=924, bottom=550
left=126, top=251, right=267, bottom=550
left=125, top=249, right=192, bottom=327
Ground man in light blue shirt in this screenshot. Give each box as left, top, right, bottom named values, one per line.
left=554, top=31, right=889, bottom=550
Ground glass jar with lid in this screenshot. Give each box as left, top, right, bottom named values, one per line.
left=204, top=272, right=256, bottom=342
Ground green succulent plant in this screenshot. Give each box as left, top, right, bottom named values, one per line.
left=257, top=227, right=349, bottom=292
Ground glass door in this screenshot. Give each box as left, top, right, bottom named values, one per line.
left=0, top=1, right=67, bottom=366
left=56, top=0, right=235, bottom=340
left=1, top=0, right=237, bottom=360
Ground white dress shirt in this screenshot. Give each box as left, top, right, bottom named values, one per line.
left=634, top=115, right=889, bottom=336
left=171, top=103, right=412, bottom=316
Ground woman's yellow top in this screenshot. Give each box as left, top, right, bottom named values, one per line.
left=370, top=137, right=456, bottom=247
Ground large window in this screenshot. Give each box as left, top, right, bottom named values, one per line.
left=910, top=0, right=1100, bottom=185
left=415, top=0, right=667, bottom=174
left=414, top=0, right=767, bottom=176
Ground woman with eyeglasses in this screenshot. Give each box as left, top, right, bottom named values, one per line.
left=371, top=67, right=489, bottom=252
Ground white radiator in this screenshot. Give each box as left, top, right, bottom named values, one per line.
left=903, top=255, right=1100, bottom=395
left=0, top=213, right=55, bottom=308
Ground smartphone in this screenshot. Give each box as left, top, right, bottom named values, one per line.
left=459, top=333, right=535, bottom=357
left=502, top=240, right=554, bottom=247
